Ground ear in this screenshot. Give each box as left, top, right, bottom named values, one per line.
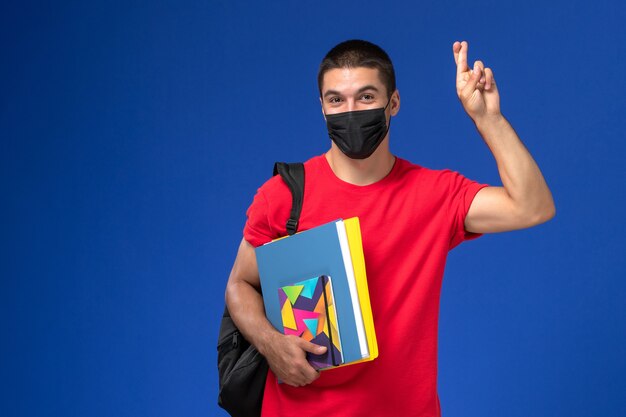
left=390, top=89, right=400, bottom=116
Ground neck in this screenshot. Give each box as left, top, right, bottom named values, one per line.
left=325, top=139, right=396, bottom=186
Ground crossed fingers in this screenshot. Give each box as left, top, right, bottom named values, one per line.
left=453, top=40, right=494, bottom=91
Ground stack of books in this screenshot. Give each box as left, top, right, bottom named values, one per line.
left=255, top=217, right=378, bottom=371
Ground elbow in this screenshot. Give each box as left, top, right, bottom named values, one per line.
left=539, top=194, right=557, bottom=223
left=224, top=279, right=240, bottom=311
left=224, top=274, right=240, bottom=311
left=544, top=201, right=556, bottom=222
left=224, top=282, right=232, bottom=307
left=527, top=199, right=556, bottom=227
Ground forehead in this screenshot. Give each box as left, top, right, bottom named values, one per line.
left=321, top=67, right=386, bottom=95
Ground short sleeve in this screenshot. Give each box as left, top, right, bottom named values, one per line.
left=447, top=170, right=490, bottom=250
left=243, top=189, right=275, bottom=248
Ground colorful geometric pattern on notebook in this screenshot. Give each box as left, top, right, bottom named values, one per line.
left=278, top=275, right=343, bottom=369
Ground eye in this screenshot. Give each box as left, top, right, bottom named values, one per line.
left=360, top=93, right=375, bottom=101
left=328, top=96, right=342, bottom=103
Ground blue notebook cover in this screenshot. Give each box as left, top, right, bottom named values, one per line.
left=255, top=219, right=363, bottom=363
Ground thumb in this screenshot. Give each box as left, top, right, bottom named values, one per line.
left=463, top=63, right=482, bottom=97
left=300, top=340, right=327, bottom=355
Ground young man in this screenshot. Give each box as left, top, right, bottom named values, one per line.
left=225, top=40, right=555, bottom=416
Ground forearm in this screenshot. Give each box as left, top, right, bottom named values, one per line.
left=225, top=279, right=279, bottom=356
left=475, top=114, right=555, bottom=220
left=224, top=238, right=324, bottom=386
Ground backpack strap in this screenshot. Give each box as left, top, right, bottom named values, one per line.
left=273, top=162, right=305, bottom=236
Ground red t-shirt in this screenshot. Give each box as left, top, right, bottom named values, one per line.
left=244, top=154, right=489, bottom=417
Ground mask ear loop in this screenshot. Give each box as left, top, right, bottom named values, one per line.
left=381, top=95, right=393, bottom=139
left=383, top=96, right=392, bottom=111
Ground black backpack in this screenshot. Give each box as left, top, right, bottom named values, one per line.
left=217, top=162, right=305, bottom=417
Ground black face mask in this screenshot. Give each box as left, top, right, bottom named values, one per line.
left=324, top=98, right=392, bottom=159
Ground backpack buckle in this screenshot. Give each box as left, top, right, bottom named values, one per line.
left=286, top=218, right=298, bottom=235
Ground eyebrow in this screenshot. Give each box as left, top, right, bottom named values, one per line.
left=323, top=85, right=380, bottom=98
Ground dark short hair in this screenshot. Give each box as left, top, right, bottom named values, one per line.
left=317, top=39, right=396, bottom=99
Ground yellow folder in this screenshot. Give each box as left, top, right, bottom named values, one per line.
left=336, top=217, right=378, bottom=366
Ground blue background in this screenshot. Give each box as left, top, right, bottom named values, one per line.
left=2, top=1, right=624, bottom=416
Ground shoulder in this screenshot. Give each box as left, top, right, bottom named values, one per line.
left=394, top=157, right=460, bottom=186
left=393, top=157, right=486, bottom=206
left=254, top=154, right=325, bottom=203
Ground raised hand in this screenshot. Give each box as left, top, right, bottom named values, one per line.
left=452, top=40, right=501, bottom=122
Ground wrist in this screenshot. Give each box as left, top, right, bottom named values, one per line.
left=473, top=112, right=506, bottom=133
left=255, top=325, right=282, bottom=356
left=474, top=112, right=504, bottom=126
